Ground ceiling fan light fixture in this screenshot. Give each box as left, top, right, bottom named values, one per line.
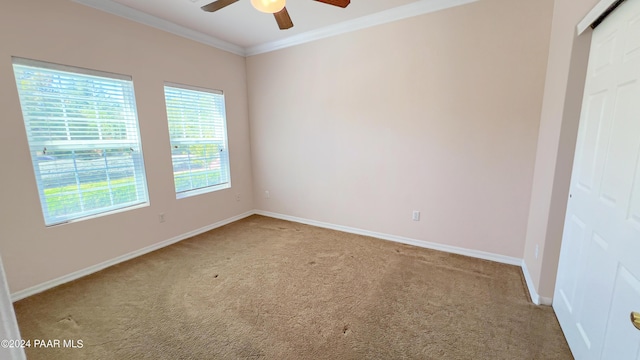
left=250, top=0, right=286, bottom=13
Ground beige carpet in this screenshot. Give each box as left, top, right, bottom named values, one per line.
left=14, top=215, right=572, bottom=359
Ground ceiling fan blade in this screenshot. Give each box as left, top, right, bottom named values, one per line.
left=201, top=0, right=239, bottom=12
left=314, top=0, right=350, bottom=8
left=274, top=7, right=294, bottom=30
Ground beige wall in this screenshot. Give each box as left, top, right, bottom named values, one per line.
left=0, top=0, right=599, bottom=302
left=0, top=0, right=253, bottom=293
left=247, top=0, right=553, bottom=258
left=523, top=0, right=600, bottom=299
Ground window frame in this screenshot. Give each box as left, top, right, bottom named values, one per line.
left=12, top=57, right=150, bottom=226
left=163, top=82, right=231, bottom=199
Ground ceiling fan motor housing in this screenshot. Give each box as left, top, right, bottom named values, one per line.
left=201, top=0, right=351, bottom=31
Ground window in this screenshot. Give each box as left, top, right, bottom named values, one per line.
left=164, top=83, right=230, bottom=198
left=12, top=58, right=149, bottom=226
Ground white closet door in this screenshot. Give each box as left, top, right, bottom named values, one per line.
left=554, top=0, right=640, bottom=359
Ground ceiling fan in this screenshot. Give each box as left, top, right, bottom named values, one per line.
left=201, top=0, right=351, bottom=30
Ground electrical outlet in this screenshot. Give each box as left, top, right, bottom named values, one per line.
left=236, top=193, right=241, bottom=202
left=535, top=244, right=539, bottom=260
left=265, top=190, right=270, bottom=199
left=412, top=211, right=420, bottom=221
left=159, top=213, right=165, bottom=223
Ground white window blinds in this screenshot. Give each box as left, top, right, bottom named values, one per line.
left=164, top=83, right=230, bottom=198
left=12, top=58, right=149, bottom=226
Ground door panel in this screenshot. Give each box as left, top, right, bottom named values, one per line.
left=600, top=267, right=640, bottom=359
left=591, top=30, right=617, bottom=77
left=628, top=145, right=640, bottom=228
left=554, top=0, right=640, bottom=359
left=573, top=231, right=617, bottom=351
left=575, top=91, right=606, bottom=192
left=557, top=215, right=587, bottom=314
left=599, top=81, right=639, bottom=206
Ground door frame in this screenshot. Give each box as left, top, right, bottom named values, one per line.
left=0, top=254, right=25, bottom=360
left=553, top=0, right=640, bottom=355
left=534, top=0, right=626, bottom=305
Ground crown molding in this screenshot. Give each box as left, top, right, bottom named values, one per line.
left=73, top=0, right=247, bottom=56
left=245, top=0, right=478, bottom=56
left=74, top=0, right=477, bottom=58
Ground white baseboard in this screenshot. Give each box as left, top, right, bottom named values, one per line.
left=255, top=211, right=557, bottom=305
left=521, top=260, right=553, bottom=306
left=10, top=211, right=255, bottom=302
left=254, top=210, right=522, bottom=266
left=12, top=209, right=552, bottom=307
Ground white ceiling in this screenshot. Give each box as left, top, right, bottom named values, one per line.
left=75, top=0, right=477, bottom=56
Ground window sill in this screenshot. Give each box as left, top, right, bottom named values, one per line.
left=46, top=202, right=150, bottom=227
left=176, top=183, right=231, bottom=200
